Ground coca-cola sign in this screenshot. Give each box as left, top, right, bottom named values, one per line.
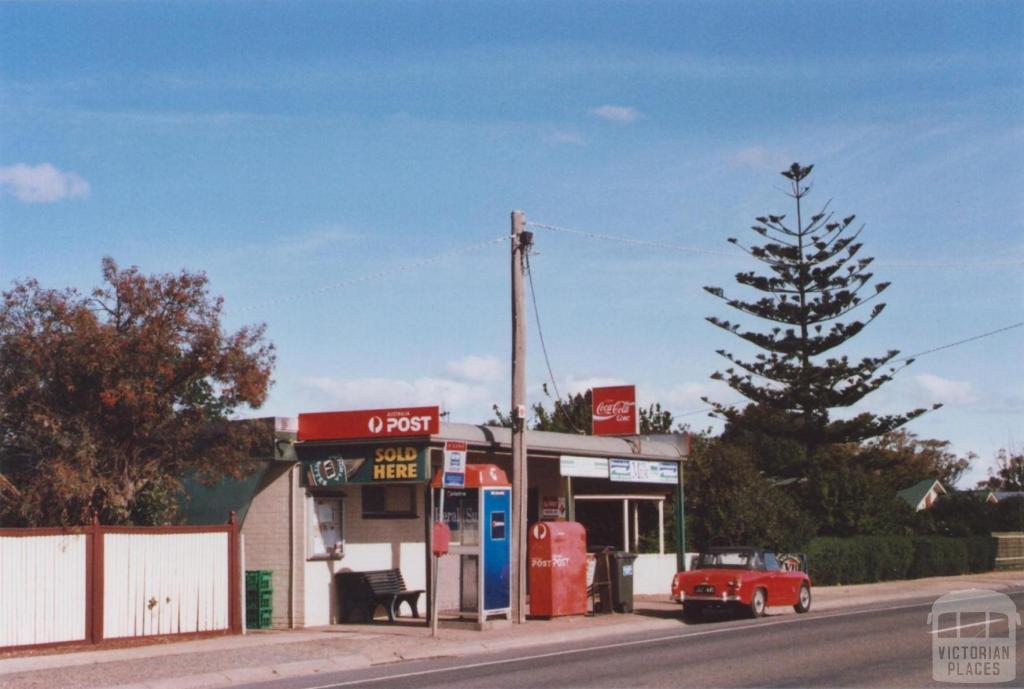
left=591, top=385, right=637, bottom=436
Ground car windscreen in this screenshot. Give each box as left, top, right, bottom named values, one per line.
left=694, top=551, right=754, bottom=569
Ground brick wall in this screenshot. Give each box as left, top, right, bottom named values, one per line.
left=241, top=463, right=304, bottom=628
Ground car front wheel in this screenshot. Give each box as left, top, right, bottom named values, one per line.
left=794, top=584, right=811, bottom=613
left=748, top=588, right=767, bottom=618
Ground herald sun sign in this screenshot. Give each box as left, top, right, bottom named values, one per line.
left=298, top=406, right=440, bottom=441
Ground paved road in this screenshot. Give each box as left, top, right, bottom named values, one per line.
left=239, top=590, right=1024, bottom=689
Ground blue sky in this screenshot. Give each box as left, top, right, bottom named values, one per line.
left=1, top=1, right=1021, bottom=486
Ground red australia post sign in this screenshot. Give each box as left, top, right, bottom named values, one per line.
left=298, top=406, right=440, bottom=441
left=591, top=385, right=637, bottom=436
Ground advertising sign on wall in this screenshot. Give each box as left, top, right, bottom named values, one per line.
left=608, top=458, right=679, bottom=484
left=591, top=386, right=637, bottom=436
left=298, top=406, right=440, bottom=441
left=559, top=455, right=609, bottom=478
left=302, top=445, right=427, bottom=485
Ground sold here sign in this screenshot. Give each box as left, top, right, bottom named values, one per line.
left=298, top=406, right=440, bottom=441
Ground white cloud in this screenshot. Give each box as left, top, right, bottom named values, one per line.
left=727, top=146, right=792, bottom=171
left=543, top=130, right=586, bottom=146
left=912, top=373, right=979, bottom=406
left=446, top=354, right=503, bottom=383
left=0, top=163, right=90, bottom=203
left=589, top=104, right=641, bottom=124
left=563, top=376, right=628, bottom=395
left=300, top=375, right=496, bottom=419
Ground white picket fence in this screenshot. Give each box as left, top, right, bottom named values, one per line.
left=0, top=523, right=239, bottom=649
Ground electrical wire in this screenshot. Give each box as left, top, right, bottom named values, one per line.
left=893, top=321, right=1024, bottom=363
left=527, top=222, right=736, bottom=257
left=231, top=234, right=510, bottom=314
left=528, top=221, right=1024, bottom=269
left=524, top=249, right=586, bottom=434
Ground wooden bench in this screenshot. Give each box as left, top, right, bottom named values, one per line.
left=336, top=569, right=424, bottom=623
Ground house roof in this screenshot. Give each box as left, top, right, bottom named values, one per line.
left=429, top=423, right=689, bottom=462
left=992, top=491, right=1024, bottom=502
left=897, top=478, right=946, bottom=509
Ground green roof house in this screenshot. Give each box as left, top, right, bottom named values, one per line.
left=897, top=478, right=947, bottom=511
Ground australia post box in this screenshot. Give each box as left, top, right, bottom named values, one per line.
left=528, top=521, right=587, bottom=618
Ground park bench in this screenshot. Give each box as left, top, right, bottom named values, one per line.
left=336, top=569, right=424, bottom=623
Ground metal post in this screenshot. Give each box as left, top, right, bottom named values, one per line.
left=675, top=462, right=687, bottom=571
left=431, top=486, right=443, bottom=638
left=657, top=500, right=665, bottom=555
left=510, top=210, right=529, bottom=624
left=622, top=500, right=629, bottom=552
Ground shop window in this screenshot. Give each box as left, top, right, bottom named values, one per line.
left=308, top=495, right=344, bottom=560
left=362, top=485, right=417, bottom=518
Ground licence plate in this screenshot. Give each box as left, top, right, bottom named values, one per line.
left=695, top=584, right=715, bottom=594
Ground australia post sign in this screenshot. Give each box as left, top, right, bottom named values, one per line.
left=298, top=406, right=440, bottom=442
left=591, top=385, right=637, bottom=436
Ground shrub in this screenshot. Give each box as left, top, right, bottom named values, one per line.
left=806, top=535, right=991, bottom=585
left=909, top=537, right=968, bottom=578
left=966, top=536, right=997, bottom=573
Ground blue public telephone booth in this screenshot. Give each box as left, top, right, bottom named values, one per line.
left=431, top=464, right=511, bottom=625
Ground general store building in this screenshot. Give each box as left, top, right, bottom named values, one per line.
left=187, top=409, right=688, bottom=629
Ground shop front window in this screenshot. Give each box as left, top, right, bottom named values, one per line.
left=361, top=485, right=417, bottom=518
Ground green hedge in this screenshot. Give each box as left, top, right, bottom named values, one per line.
left=807, top=535, right=996, bottom=585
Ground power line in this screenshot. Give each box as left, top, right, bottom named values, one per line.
left=528, top=220, right=1024, bottom=269
left=894, top=320, right=1024, bottom=363
left=682, top=320, right=1024, bottom=418
left=231, top=235, right=509, bottom=314
left=527, top=222, right=736, bottom=257
left=524, top=250, right=585, bottom=434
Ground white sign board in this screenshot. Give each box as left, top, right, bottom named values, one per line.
left=443, top=440, right=467, bottom=488
left=609, top=458, right=679, bottom=484
left=559, top=455, right=609, bottom=478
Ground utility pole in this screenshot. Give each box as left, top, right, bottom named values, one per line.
left=510, top=210, right=530, bottom=624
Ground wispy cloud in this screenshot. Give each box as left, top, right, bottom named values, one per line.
left=0, top=163, right=90, bottom=203
left=589, top=105, right=641, bottom=124
left=447, top=354, right=503, bottom=384
left=299, top=375, right=496, bottom=421
left=544, top=130, right=586, bottom=146
left=912, top=373, right=979, bottom=406
left=727, top=146, right=792, bottom=171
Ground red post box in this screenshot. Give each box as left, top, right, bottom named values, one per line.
left=528, top=521, right=587, bottom=618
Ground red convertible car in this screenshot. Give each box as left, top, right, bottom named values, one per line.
left=671, top=547, right=812, bottom=621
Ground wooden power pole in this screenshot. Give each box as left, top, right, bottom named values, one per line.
left=510, top=210, right=530, bottom=624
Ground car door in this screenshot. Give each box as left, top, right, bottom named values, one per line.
left=762, top=552, right=790, bottom=604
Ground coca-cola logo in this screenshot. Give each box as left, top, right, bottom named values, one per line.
left=593, top=400, right=635, bottom=420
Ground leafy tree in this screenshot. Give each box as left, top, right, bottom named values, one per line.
left=490, top=389, right=680, bottom=435
left=797, top=444, right=918, bottom=537
left=0, top=258, right=275, bottom=526
left=859, top=429, right=973, bottom=489
left=985, top=448, right=1024, bottom=490
left=703, top=163, right=937, bottom=454
left=639, top=402, right=675, bottom=434
left=684, top=436, right=815, bottom=551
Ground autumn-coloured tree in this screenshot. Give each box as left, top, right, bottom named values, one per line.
left=703, top=163, right=937, bottom=454
left=0, top=258, right=275, bottom=526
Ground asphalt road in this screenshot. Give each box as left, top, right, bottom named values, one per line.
left=240, top=590, right=1024, bottom=689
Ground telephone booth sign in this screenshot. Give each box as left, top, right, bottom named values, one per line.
left=431, top=464, right=512, bottom=625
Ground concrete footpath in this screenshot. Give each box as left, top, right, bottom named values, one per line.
left=2, top=570, right=1022, bottom=689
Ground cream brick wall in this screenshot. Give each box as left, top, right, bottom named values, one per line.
left=241, top=463, right=304, bottom=628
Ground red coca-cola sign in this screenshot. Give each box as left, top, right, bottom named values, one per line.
left=298, top=406, right=440, bottom=441
left=591, top=385, right=637, bottom=436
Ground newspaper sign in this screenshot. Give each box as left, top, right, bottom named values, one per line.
left=443, top=440, right=468, bottom=488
